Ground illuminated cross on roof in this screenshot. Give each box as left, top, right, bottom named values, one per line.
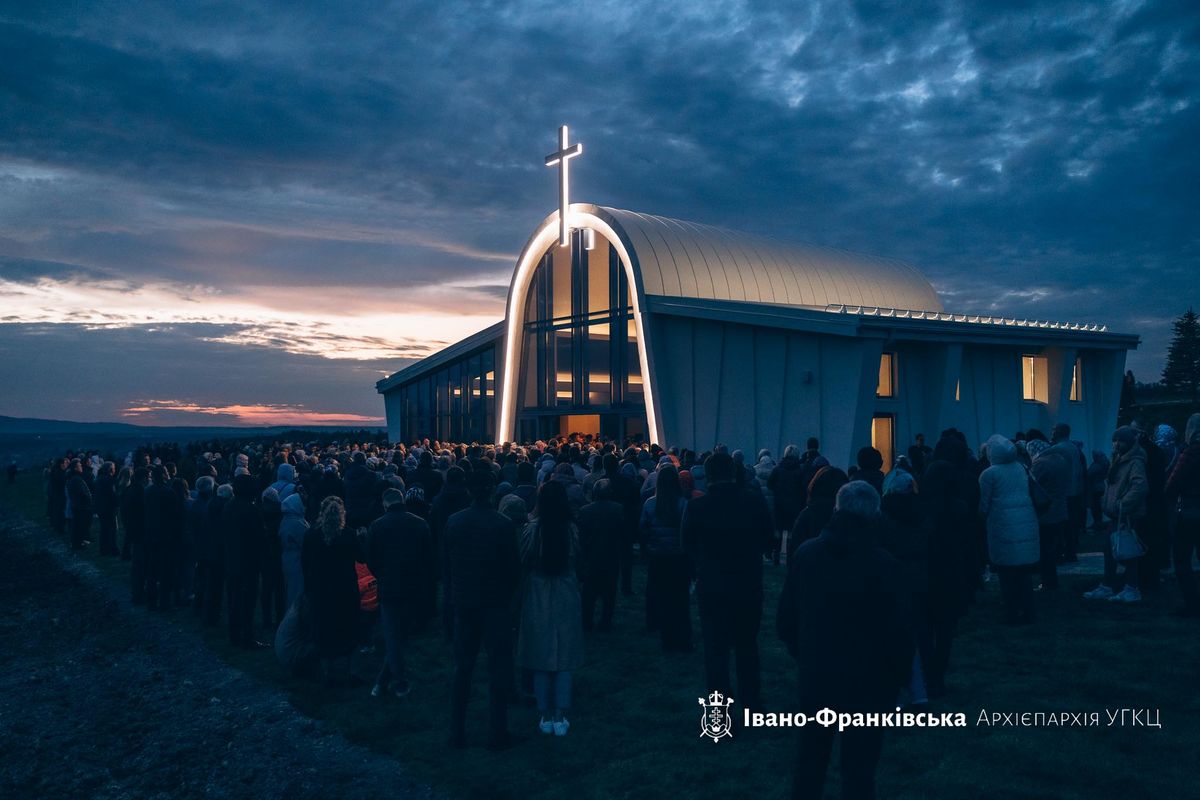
left=544, top=124, right=583, bottom=247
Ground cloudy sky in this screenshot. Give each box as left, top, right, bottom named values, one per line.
left=1, top=1, right=1196, bottom=426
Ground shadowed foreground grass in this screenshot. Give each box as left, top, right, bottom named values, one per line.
left=4, top=472, right=1198, bottom=800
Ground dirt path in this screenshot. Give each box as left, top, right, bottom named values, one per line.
left=0, top=505, right=436, bottom=800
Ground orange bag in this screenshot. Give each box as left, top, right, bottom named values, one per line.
left=356, top=562, right=379, bottom=612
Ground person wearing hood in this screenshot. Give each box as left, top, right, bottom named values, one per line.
left=1166, top=413, right=1200, bottom=616
left=367, top=488, right=432, bottom=699
left=224, top=473, right=266, bottom=647
left=1025, top=437, right=1071, bottom=591
left=187, top=477, right=215, bottom=616
left=259, top=486, right=286, bottom=628
left=268, top=462, right=298, bottom=501
left=777, top=481, right=912, bottom=800
left=1083, top=427, right=1148, bottom=603
left=978, top=436, right=1039, bottom=624
left=279, top=492, right=309, bottom=612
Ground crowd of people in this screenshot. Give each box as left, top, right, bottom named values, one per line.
left=36, top=411, right=1200, bottom=798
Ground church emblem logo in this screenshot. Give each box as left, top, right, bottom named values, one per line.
left=698, top=691, right=735, bottom=742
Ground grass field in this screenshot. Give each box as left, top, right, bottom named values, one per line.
left=3, top=472, right=1197, bottom=800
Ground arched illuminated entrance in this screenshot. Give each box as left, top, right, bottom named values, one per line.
left=511, top=226, right=648, bottom=442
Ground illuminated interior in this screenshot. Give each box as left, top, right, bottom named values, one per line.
left=1022, top=354, right=1049, bottom=403
left=514, top=227, right=647, bottom=442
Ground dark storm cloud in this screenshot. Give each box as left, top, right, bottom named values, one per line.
left=0, top=0, right=1197, bottom=422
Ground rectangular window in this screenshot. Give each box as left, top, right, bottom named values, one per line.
left=872, top=415, right=895, bottom=474
left=1022, top=354, right=1049, bottom=403
left=1069, top=357, right=1082, bottom=402
left=586, top=322, right=612, bottom=407
left=554, top=329, right=573, bottom=406
left=876, top=352, right=896, bottom=398
left=587, top=242, right=611, bottom=317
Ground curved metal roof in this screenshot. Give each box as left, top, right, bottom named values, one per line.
left=589, top=205, right=944, bottom=313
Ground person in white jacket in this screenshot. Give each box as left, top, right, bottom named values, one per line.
left=978, top=435, right=1040, bottom=624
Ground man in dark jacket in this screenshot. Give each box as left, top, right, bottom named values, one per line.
left=768, top=446, right=809, bottom=558
left=65, top=459, right=94, bottom=550
left=223, top=474, right=265, bottom=647
left=200, top=482, right=230, bottom=625
left=122, top=467, right=148, bottom=596
left=342, top=452, right=383, bottom=529
left=432, top=466, right=472, bottom=640
left=682, top=452, right=772, bottom=716
left=188, top=477, right=215, bottom=618
left=443, top=469, right=520, bottom=750
left=143, top=465, right=184, bottom=610
left=577, top=478, right=624, bottom=631
left=48, top=457, right=69, bottom=536
left=604, top=454, right=642, bottom=595
left=94, top=461, right=119, bottom=555
left=511, top=461, right=538, bottom=512
left=777, top=481, right=912, bottom=800
left=367, top=488, right=433, bottom=698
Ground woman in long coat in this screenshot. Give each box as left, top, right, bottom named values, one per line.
left=302, top=496, right=361, bottom=685
left=518, top=481, right=584, bottom=737
left=279, top=492, right=308, bottom=611
left=978, top=435, right=1040, bottom=625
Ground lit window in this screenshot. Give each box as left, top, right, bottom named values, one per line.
left=1022, top=355, right=1049, bottom=403
left=876, top=352, right=896, bottom=398
left=955, top=378, right=961, bottom=402
left=872, top=415, right=895, bottom=473
left=1069, top=358, right=1082, bottom=402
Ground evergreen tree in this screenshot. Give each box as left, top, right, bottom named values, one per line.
left=1162, top=308, right=1200, bottom=402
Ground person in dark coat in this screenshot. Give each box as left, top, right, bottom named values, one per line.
left=258, top=487, right=286, bottom=628
left=604, top=454, right=641, bottom=596
left=48, top=457, right=69, bottom=537
left=788, top=467, right=849, bottom=559
left=511, top=461, right=539, bottom=513
left=118, top=466, right=142, bottom=561
left=303, top=496, right=362, bottom=684
left=224, top=473, right=265, bottom=647
left=343, top=452, right=383, bottom=529
left=122, top=467, right=150, bottom=600
left=143, top=465, right=184, bottom=611
left=855, top=447, right=886, bottom=495
left=432, top=466, right=472, bottom=640
left=367, top=488, right=433, bottom=698
left=921, top=461, right=973, bottom=697
left=94, top=461, right=119, bottom=556
left=200, top=482, right=231, bottom=625
left=577, top=478, right=624, bottom=632
left=768, top=446, right=808, bottom=552
left=444, top=469, right=521, bottom=750
left=1133, top=421, right=1170, bottom=590
left=683, top=452, right=772, bottom=715
left=188, top=477, right=215, bottom=616
left=1167, top=413, right=1200, bottom=616
left=880, top=472, right=931, bottom=705
left=65, top=459, right=94, bottom=550
left=777, top=481, right=913, bottom=800
left=640, top=465, right=692, bottom=652
left=412, top=450, right=444, bottom=501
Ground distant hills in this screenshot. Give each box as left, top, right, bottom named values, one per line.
left=0, top=416, right=385, bottom=467
left=0, top=415, right=384, bottom=436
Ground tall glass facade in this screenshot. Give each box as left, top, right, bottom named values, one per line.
left=393, top=344, right=496, bottom=443
left=516, top=229, right=647, bottom=442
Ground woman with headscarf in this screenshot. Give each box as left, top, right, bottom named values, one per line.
left=1166, top=413, right=1200, bottom=616
left=302, top=496, right=362, bottom=685
left=640, top=465, right=692, bottom=652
